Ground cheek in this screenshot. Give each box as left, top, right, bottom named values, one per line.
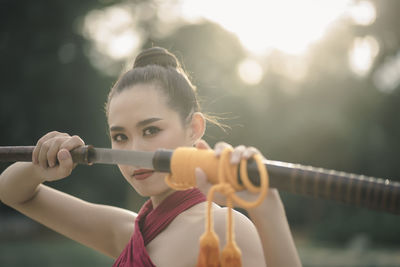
left=111, top=141, right=119, bottom=150
left=156, top=128, right=191, bottom=149
left=118, top=165, right=131, bottom=178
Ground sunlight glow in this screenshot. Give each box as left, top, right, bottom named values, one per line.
left=81, top=0, right=378, bottom=81
left=348, top=36, right=379, bottom=77
left=270, top=53, right=309, bottom=82
left=82, top=6, right=141, bottom=60
left=237, top=59, right=263, bottom=85
left=348, top=1, right=376, bottom=25
left=373, top=51, right=400, bottom=93
left=180, top=0, right=352, bottom=55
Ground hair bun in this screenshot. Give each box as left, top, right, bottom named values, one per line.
left=133, top=47, right=179, bottom=69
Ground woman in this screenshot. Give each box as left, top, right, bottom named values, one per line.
left=0, top=47, right=300, bottom=266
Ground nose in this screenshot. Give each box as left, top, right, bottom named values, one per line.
left=127, top=140, right=153, bottom=169
left=129, top=139, right=151, bottom=152
left=129, top=139, right=141, bottom=151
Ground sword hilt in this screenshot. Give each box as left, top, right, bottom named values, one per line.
left=0, top=145, right=94, bottom=165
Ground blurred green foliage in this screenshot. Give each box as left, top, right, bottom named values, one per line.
left=1, top=0, right=400, bottom=265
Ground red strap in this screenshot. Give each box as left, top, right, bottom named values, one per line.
left=113, top=188, right=206, bottom=266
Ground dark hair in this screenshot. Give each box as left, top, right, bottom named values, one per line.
left=106, top=47, right=199, bottom=124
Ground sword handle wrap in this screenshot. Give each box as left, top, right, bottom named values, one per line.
left=0, top=145, right=94, bottom=165
left=0, top=146, right=35, bottom=162
left=165, top=147, right=220, bottom=189
left=70, top=146, right=95, bottom=165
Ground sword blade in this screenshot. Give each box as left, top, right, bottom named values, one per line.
left=90, top=148, right=155, bottom=169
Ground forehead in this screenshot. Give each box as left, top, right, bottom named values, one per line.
left=107, top=84, right=175, bottom=126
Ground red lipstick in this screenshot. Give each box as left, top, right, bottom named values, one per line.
left=132, top=169, right=154, bottom=180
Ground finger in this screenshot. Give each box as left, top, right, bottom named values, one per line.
left=242, top=146, right=262, bottom=159
left=59, top=135, right=85, bottom=151
left=57, top=149, right=74, bottom=177
left=46, top=137, right=69, bottom=168
left=195, top=139, right=211, bottom=150
left=214, top=142, right=233, bottom=157
left=33, top=131, right=63, bottom=164
left=38, top=139, right=55, bottom=169
left=231, top=145, right=246, bottom=164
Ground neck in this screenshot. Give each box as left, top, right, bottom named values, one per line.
left=150, top=188, right=176, bottom=208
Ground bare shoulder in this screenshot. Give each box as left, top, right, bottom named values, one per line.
left=213, top=206, right=267, bottom=267
left=145, top=201, right=208, bottom=267
left=212, top=206, right=259, bottom=236
left=146, top=202, right=265, bottom=267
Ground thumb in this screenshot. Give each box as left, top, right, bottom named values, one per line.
left=57, top=149, right=73, bottom=176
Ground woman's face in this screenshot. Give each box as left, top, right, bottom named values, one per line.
left=107, top=83, right=194, bottom=197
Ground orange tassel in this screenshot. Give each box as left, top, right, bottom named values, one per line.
left=197, top=230, right=220, bottom=267
left=166, top=147, right=269, bottom=267
left=221, top=242, right=242, bottom=267
left=220, top=195, right=242, bottom=267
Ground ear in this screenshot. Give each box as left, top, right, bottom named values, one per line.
left=188, top=112, right=206, bottom=144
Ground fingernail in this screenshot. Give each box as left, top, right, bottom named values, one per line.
left=231, top=154, right=239, bottom=164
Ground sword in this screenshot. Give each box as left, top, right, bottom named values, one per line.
left=0, top=145, right=399, bottom=215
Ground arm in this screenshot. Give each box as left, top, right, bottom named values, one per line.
left=195, top=140, right=302, bottom=267
left=247, top=189, right=302, bottom=267
left=0, top=132, right=136, bottom=258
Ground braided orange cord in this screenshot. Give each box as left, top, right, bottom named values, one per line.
left=165, top=147, right=269, bottom=267
left=197, top=185, right=221, bottom=267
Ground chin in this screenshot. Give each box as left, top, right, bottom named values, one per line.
left=128, top=174, right=171, bottom=197
left=133, top=186, right=172, bottom=198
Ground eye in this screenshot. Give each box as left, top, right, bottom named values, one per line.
left=112, top=133, right=128, bottom=142
left=143, top=126, right=161, bottom=137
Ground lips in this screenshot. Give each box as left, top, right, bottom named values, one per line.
left=132, top=169, right=154, bottom=180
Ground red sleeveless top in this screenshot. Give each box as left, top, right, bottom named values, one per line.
left=113, top=188, right=206, bottom=267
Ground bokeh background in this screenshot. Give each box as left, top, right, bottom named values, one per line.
left=1, top=0, right=400, bottom=266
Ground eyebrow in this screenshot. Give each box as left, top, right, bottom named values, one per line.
left=109, top=117, right=163, bottom=132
